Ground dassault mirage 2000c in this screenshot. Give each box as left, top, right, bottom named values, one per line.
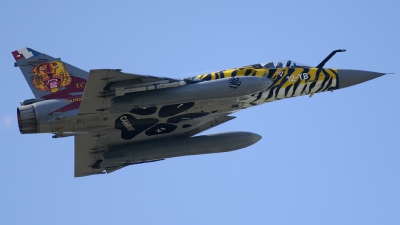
left=13, top=48, right=387, bottom=177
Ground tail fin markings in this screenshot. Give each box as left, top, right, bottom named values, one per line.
left=12, top=47, right=89, bottom=100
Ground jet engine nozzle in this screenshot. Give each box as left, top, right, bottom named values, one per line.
left=17, top=104, right=38, bottom=134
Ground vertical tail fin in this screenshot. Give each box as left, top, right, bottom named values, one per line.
left=12, top=47, right=88, bottom=100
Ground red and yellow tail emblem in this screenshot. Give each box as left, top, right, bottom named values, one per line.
left=31, top=61, right=72, bottom=93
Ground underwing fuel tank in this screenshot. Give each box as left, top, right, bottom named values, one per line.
left=110, top=76, right=272, bottom=113
left=100, top=131, right=262, bottom=168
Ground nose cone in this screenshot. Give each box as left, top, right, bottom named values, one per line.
left=338, top=69, right=385, bottom=89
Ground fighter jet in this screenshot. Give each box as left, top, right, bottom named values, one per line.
left=13, top=48, right=387, bottom=177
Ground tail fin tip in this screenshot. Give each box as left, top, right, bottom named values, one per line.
left=12, top=47, right=42, bottom=61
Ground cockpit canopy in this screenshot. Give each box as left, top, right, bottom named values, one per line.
left=249, top=60, right=311, bottom=69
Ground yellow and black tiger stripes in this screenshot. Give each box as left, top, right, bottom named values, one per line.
left=262, top=68, right=338, bottom=102
left=194, top=66, right=267, bottom=81
left=190, top=66, right=338, bottom=103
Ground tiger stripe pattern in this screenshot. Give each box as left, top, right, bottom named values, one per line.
left=188, top=65, right=338, bottom=104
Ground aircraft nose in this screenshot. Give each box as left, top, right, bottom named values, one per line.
left=337, top=69, right=386, bottom=89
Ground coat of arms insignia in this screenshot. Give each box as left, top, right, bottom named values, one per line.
left=228, top=77, right=242, bottom=88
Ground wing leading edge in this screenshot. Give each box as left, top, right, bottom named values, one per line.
left=78, top=69, right=181, bottom=115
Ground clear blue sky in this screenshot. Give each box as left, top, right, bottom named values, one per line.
left=1, top=1, right=399, bottom=224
